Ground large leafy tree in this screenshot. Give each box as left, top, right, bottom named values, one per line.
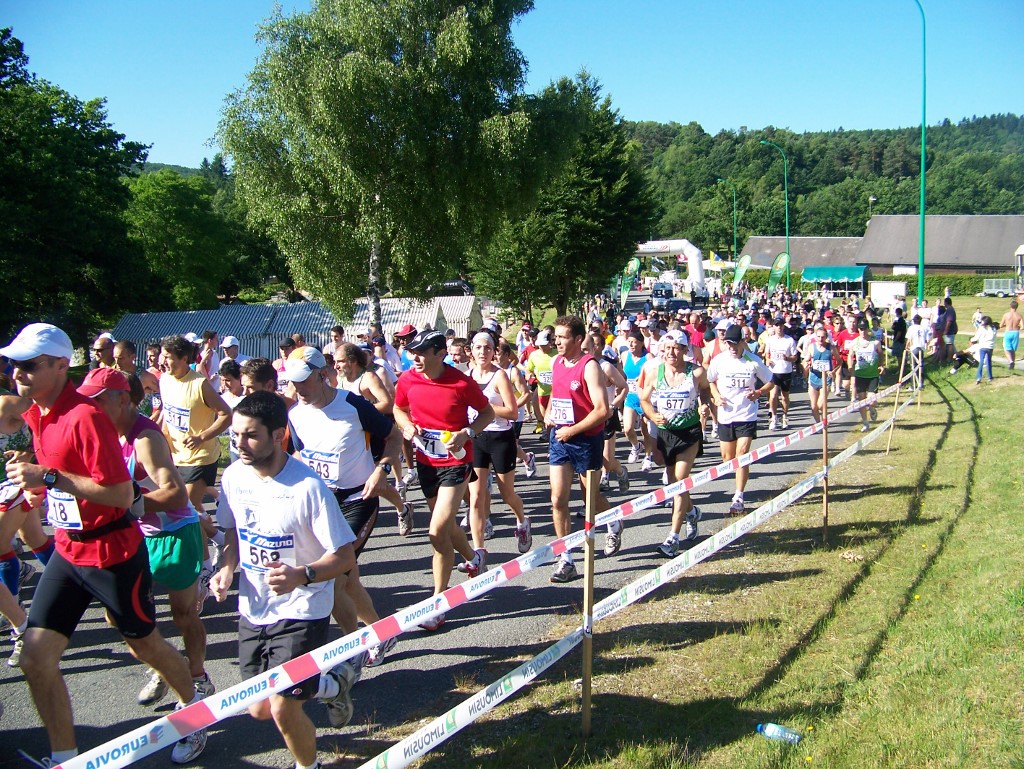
left=124, top=169, right=232, bottom=309
left=473, top=77, right=658, bottom=317
left=219, top=0, right=583, bottom=323
left=0, top=28, right=149, bottom=341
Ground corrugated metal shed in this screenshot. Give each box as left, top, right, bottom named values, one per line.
left=264, top=302, right=340, bottom=354
left=349, top=298, right=447, bottom=338
left=740, top=236, right=863, bottom=271
left=856, top=215, right=1024, bottom=273
left=436, top=296, right=482, bottom=338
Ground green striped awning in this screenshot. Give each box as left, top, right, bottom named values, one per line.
left=801, top=266, right=866, bottom=283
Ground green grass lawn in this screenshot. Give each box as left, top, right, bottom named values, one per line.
left=338, top=365, right=1024, bottom=769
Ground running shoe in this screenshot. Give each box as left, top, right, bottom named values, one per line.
left=627, top=445, right=641, bottom=464
left=170, top=716, right=208, bottom=764
left=396, top=480, right=408, bottom=500
left=458, top=514, right=470, bottom=531
left=640, top=456, right=654, bottom=472
left=549, top=560, right=579, bottom=583
left=684, top=505, right=702, bottom=541
left=604, top=522, right=624, bottom=556
left=364, top=636, right=398, bottom=668
left=768, top=414, right=777, bottom=431
left=17, top=559, right=36, bottom=591
left=524, top=452, right=537, bottom=479
left=656, top=537, right=679, bottom=558
left=456, top=549, right=488, bottom=578
left=420, top=613, right=446, bottom=631
left=137, top=670, right=168, bottom=706
left=710, top=424, right=719, bottom=440
left=515, top=518, right=533, bottom=554
left=869, top=406, right=878, bottom=422
left=728, top=498, right=745, bottom=516
left=323, top=660, right=358, bottom=727
left=616, top=466, right=630, bottom=493
left=533, top=424, right=544, bottom=434
left=398, top=502, right=414, bottom=537
left=483, top=518, right=494, bottom=540
left=193, top=672, right=215, bottom=697
left=195, top=565, right=213, bottom=615
left=781, top=415, right=789, bottom=430
left=861, top=422, right=870, bottom=432
left=598, top=473, right=610, bottom=491
left=401, top=468, right=419, bottom=487
left=7, top=631, right=24, bottom=668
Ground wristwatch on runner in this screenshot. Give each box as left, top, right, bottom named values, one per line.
left=464, top=426, right=476, bottom=439
left=377, top=462, right=392, bottom=475
left=302, top=565, right=317, bottom=585
left=42, top=468, right=58, bottom=490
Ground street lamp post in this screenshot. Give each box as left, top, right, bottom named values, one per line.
left=913, top=0, right=927, bottom=304
left=759, top=139, right=790, bottom=289
left=868, top=194, right=878, bottom=220
left=717, top=178, right=738, bottom=261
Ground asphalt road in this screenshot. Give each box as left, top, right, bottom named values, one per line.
left=0, top=293, right=865, bottom=768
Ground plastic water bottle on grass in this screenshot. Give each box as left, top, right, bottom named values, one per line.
left=757, top=723, right=802, bottom=744
left=440, top=430, right=466, bottom=460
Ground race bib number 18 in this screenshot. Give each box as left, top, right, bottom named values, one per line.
left=48, top=489, right=83, bottom=530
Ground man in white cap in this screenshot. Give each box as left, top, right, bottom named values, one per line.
left=284, top=347, right=403, bottom=668
left=2, top=323, right=209, bottom=765
left=220, top=335, right=251, bottom=365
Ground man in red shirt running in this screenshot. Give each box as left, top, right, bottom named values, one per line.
left=546, top=316, right=623, bottom=583
left=393, top=331, right=495, bottom=630
left=3, top=323, right=208, bottom=766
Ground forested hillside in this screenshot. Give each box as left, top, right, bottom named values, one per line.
left=625, top=114, right=1024, bottom=255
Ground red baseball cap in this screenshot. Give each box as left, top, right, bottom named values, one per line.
left=396, top=323, right=417, bottom=338
left=77, top=367, right=130, bottom=397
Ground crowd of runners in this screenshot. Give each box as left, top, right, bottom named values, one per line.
left=0, top=288, right=1014, bottom=768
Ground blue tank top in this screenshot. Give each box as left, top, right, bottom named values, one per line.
left=807, top=343, right=835, bottom=388
left=622, top=351, right=648, bottom=408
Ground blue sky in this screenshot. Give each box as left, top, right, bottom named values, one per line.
left=6, top=0, right=1021, bottom=167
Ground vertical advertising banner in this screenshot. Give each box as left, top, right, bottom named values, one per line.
left=732, top=254, right=752, bottom=290
left=766, top=251, right=791, bottom=295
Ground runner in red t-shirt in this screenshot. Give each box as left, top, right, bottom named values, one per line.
left=393, top=331, right=495, bottom=631
left=2, top=323, right=209, bottom=765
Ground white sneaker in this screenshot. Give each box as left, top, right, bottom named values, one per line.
left=458, top=514, right=470, bottom=531
left=323, top=660, right=358, bottom=727
left=524, top=452, right=537, bottom=479
left=627, top=445, right=641, bottom=464
left=170, top=714, right=208, bottom=763
left=640, top=456, right=654, bottom=472
left=515, top=518, right=533, bottom=553
left=656, top=537, right=679, bottom=558
left=364, top=636, right=398, bottom=668
left=861, top=422, right=870, bottom=432
left=781, top=415, right=789, bottom=430
left=604, top=522, right=623, bottom=556
left=193, top=672, right=215, bottom=698
left=398, top=502, right=414, bottom=537
left=456, top=549, right=488, bottom=578
left=483, top=518, right=494, bottom=540
left=195, top=565, right=213, bottom=616
left=7, top=631, right=24, bottom=668
left=728, top=498, right=745, bottom=516
left=137, top=670, right=168, bottom=706
left=710, top=424, right=719, bottom=439
left=683, top=505, right=702, bottom=541
left=598, top=473, right=610, bottom=491
left=768, top=415, right=777, bottom=431
left=17, top=559, right=36, bottom=592
left=402, top=468, right=419, bottom=487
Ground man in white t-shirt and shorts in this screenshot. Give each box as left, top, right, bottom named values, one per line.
left=211, top=391, right=360, bottom=763
left=707, top=325, right=775, bottom=516
left=764, top=318, right=798, bottom=430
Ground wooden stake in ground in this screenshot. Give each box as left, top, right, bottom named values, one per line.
left=581, top=468, right=599, bottom=738
left=886, top=349, right=909, bottom=455
left=821, top=381, right=830, bottom=543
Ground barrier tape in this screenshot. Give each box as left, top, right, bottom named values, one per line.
left=54, top=374, right=913, bottom=769
left=359, top=388, right=918, bottom=769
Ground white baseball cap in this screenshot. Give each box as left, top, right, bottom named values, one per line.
left=536, top=331, right=552, bottom=345
left=220, top=335, right=240, bottom=348
left=282, top=348, right=328, bottom=382
left=183, top=332, right=199, bottom=343
left=0, top=323, right=74, bottom=361
left=715, top=319, right=731, bottom=331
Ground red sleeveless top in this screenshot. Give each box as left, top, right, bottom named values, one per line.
left=550, top=353, right=603, bottom=437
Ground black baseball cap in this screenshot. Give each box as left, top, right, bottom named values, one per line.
left=407, top=330, right=447, bottom=353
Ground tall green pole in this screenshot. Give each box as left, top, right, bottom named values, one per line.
left=717, top=178, right=738, bottom=261
left=760, top=140, right=790, bottom=289
left=913, top=0, right=927, bottom=304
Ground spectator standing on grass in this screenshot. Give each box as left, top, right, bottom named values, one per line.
left=971, top=317, right=997, bottom=383
left=999, top=300, right=1021, bottom=370
left=890, top=308, right=908, bottom=370
left=940, top=297, right=958, bottom=367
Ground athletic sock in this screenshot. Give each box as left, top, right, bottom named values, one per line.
left=560, top=551, right=573, bottom=566
left=296, top=760, right=320, bottom=769
left=0, top=552, right=19, bottom=595
left=209, top=530, right=225, bottom=548
left=31, top=537, right=54, bottom=566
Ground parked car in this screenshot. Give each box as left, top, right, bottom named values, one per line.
left=665, top=298, right=693, bottom=315
left=651, top=282, right=674, bottom=309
